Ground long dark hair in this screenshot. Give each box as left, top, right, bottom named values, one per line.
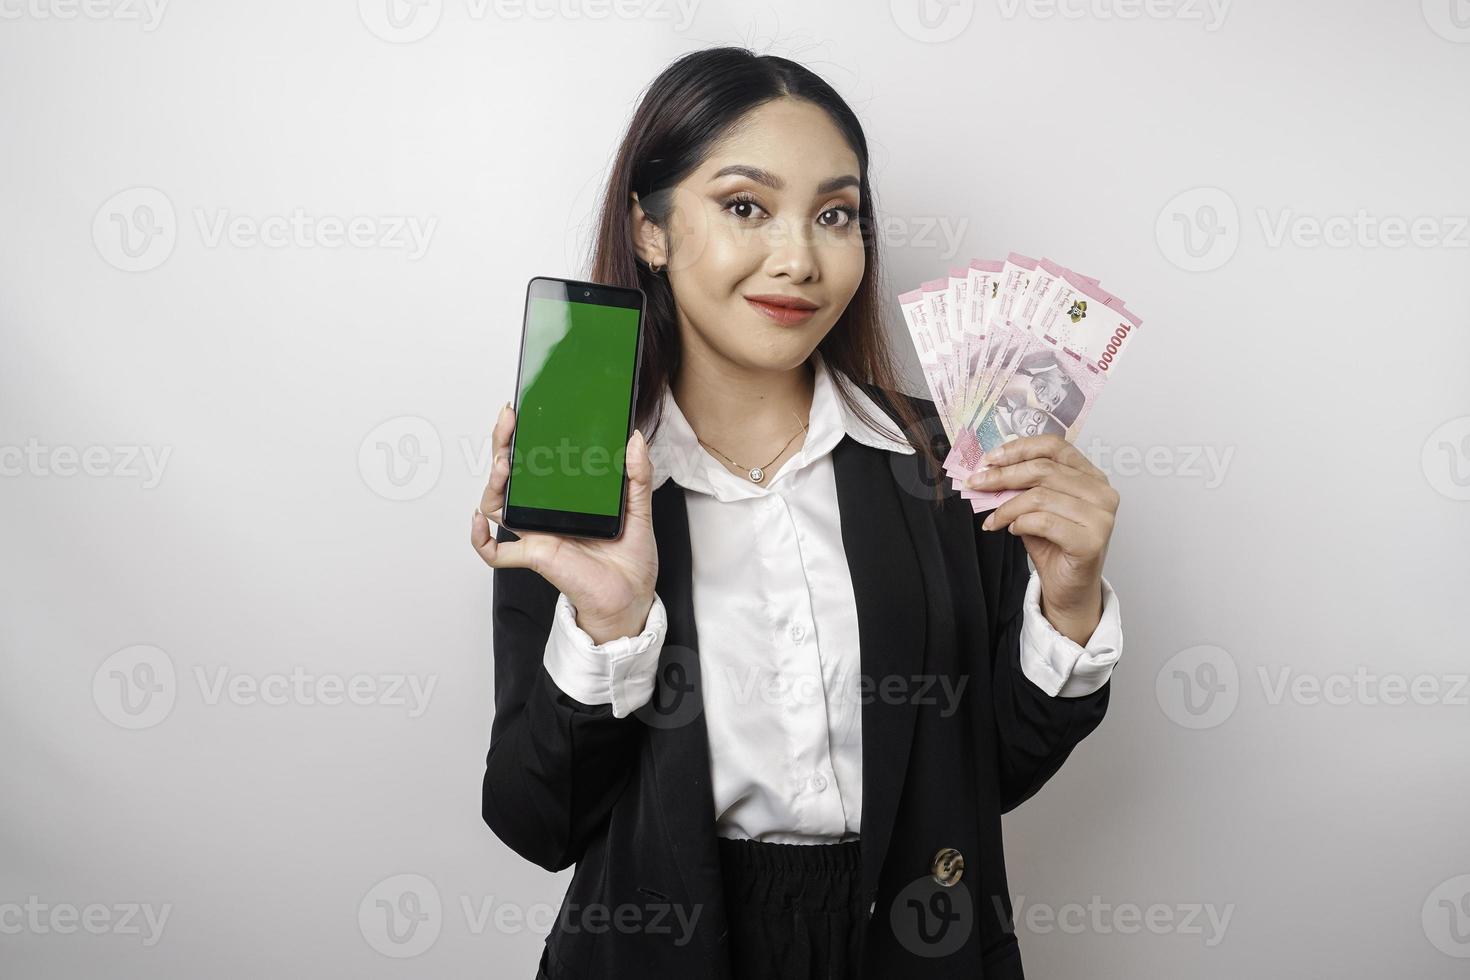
left=586, top=46, right=946, bottom=504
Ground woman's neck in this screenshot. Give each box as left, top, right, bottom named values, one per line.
left=671, top=353, right=816, bottom=475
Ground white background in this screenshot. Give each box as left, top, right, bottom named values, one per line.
left=2, top=0, right=1468, bottom=976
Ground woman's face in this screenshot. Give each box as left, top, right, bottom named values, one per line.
left=635, top=97, right=866, bottom=373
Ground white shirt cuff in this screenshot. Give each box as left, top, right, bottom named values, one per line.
left=1018, top=568, right=1123, bottom=698
left=542, top=592, right=667, bottom=718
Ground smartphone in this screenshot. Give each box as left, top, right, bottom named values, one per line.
left=500, top=276, right=646, bottom=540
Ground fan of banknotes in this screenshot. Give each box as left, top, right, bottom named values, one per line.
left=897, top=252, right=1143, bottom=512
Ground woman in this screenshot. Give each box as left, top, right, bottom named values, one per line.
left=470, top=47, right=1124, bottom=980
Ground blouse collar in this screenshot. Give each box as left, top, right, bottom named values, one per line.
left=647, top=350, right=916, bottom=501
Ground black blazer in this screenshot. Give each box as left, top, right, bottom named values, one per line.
left=482, top=385, right=1112, bottom=979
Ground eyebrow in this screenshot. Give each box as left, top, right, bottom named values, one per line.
left=708, top=164, right=860, bottom=196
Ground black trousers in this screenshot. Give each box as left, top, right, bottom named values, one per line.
left=717, top=835, right=867, bottom=980
left=533, top=836, right=867, bottom=980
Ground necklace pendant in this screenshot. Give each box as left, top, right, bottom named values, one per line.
left=748, top=466, right=764, bottom=482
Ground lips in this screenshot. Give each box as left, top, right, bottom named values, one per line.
left=745, top=293, right=820, bottom=325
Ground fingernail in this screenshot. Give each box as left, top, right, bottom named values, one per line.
left=634, top=428, right=645, bottom=447
left=981, top=514, right=994, bottom=530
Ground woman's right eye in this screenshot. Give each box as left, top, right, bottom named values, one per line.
left=721, top=193, right=767, bottom=221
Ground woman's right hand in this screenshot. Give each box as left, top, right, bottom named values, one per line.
left=470, top=402, right=660, bottom=645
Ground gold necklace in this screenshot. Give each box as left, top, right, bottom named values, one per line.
left=696, top=410, right=809, bottom=483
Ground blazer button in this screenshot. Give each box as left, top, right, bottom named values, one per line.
left=931, top=847, right=964, bottom=887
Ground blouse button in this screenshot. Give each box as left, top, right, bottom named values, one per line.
left=810, top=772, right=828, bottom=792
left=789, top=623, right=806, bottom=642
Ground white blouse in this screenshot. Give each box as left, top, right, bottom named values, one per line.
left=540, top=352, right=1123, bottom=844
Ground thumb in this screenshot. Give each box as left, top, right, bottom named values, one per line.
left=624, top=428, right=654, bottom=524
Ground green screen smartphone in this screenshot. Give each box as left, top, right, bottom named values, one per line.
left=500, top=276, right=646, bottom=540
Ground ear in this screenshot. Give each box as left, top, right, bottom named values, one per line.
left=629, top=191, right=668, bottom=268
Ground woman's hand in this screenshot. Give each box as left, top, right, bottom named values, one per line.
left=964, top=435, right=1118, bottom=646
left=470, top=402, right=660, bottom=645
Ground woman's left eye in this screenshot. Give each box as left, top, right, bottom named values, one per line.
left=819, top=206, right=858, bottom=228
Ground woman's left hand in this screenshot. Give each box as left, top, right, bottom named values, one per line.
left=964, top=435, right=1119, bottom=645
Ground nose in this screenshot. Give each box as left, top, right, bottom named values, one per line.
left=762, top=216, right=818, bottom=283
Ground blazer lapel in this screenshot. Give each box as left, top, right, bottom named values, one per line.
left=832, top=432, right=932, bottom=906
left=645, top=480, right=727, bottom=962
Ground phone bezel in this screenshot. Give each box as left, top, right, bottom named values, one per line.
left=499, top=275, right=647, bottom=541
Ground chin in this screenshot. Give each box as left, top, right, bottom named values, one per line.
left=729, top=340, right=818, bottom=374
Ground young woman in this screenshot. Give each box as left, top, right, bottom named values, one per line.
left=470, top=46, right=1124, bottom=980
